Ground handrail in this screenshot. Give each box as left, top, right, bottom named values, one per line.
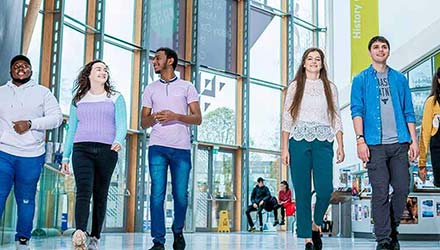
left=44, top=163, right=64, bottom=175
left=204, top=193, right=237, bottom=202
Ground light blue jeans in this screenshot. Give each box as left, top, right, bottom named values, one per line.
left=148, top=145, right=192, bottom=245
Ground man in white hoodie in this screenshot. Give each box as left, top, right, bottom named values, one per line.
left=0, top=55, right=63, bottom=250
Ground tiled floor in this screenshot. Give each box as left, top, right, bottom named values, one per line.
left=1, top=232, right=439, bottom=249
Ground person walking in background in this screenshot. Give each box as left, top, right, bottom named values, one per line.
left=419, top=67, right=440, bottom=187
left=281, top=48, right=344, bottom=250
left=61, top=60, right=127, bottom=250
left=351, top=36, right=418, bottom=250
left=0, top=55, right=63, bottom=250
left=272, top=180, right=292, bottom=226
left=141, top=47, right=201, bottom=250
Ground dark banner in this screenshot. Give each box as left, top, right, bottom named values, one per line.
left=0, top=0, right=24, bottom=85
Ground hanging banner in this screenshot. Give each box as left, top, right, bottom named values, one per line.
left=351, top=0, right=379, bottom=80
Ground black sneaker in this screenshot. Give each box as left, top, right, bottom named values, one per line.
left=16, top=238, right=30, bottom=250
left=280, top=220, right=285, bottom=225
left=390, top=229, right=400, bottom=250
left=273, top=220, right=279, bottom=226
left=376, top=241, right=391, bottom=250
left=259, top=226, right=263, bottom=232
left=312, top=230, right=322, bottom=250
left=149, top=242, right=165, bottom=250
left=173, top=233, right=186, bottom=250
left=305, top=242, right=314, bottom=250
left=390, top=239, right=400, bottom=250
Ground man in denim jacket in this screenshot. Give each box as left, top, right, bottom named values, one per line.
left=350, top=36, right=419, bottom=250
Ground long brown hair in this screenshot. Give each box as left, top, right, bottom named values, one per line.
left=429, top=67, right=440, bottom=106
left=288, top=48, right=337, bottom=125
left=72, top=60, right=115, bottom=105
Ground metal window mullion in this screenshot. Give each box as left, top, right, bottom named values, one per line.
left=287, top=0, right=295, bottom=82
left=241, top=0, right=251, bottom=232
left=191, top=0, right=199, bottom=142
left=134, top=0, right=150, bottom=233
left=94, top=0, right=105, bottom=59
left=47, top=0, right=64, bottom=144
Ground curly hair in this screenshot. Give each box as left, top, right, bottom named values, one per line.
left=72, top=60, right=115, bottom=105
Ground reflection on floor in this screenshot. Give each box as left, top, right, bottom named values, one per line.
left=1, top=232, right=439, bottom=250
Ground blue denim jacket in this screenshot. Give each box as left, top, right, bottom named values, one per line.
left=350, top=65, right=416, bottom=145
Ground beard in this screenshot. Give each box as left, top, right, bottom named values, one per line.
left=10, top=71, right=32, bottom=84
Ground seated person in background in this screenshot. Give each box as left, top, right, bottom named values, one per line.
left=245, top=177, right=271, bottom=231
left=273, top=180, right=292, bottom=226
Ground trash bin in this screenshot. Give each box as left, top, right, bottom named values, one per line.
left=330, top=191, right=352, bottom=237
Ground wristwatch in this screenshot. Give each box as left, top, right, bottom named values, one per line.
left=356, top=134, right=364, bottom=140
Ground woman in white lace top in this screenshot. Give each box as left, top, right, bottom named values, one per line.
left=281, top=48, right=344, bottom=250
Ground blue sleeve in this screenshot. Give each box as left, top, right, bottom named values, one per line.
left=62, top=103, right=78, bottom=163
left=350, top=75, right=365, bottom=119
left=402, top=75, right=416, bottom=123
left=113, top=94, right=128, bottom=145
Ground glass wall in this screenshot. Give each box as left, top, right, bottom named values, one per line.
left=198, top=70, right=237, bottom=145
left=405, top=58, right=434, bottom=129
left=6, top=0, right=328, bottom=238
left=149, top=0, right=186, bottom=57
left=244, top=0, right=324, bottom=216
left=198, top=0, right=237, bottom=72
left=59, top=25, right=85, bottom=114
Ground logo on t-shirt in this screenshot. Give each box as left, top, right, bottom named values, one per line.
left=378, top=77, right=390, bottom=105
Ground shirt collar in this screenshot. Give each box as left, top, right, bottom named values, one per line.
left=367, top=64, right=392, bottom=75
left=159, top=76, right=178, bottom=84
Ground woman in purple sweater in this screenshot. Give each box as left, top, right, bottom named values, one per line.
left=61, top=60, right=127, bottom=250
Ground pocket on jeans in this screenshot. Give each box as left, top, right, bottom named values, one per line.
left=365, top=161, right=377, bottom=170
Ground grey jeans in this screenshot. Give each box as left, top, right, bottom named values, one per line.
left=366, top=143, right=410, bottom=243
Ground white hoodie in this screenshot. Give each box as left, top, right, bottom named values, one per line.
left=0, top=80, right=63, bottom=157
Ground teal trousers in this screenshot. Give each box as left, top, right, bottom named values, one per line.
left=289, top=138, right=334, bottom=238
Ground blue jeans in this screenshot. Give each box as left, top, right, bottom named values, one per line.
left=148, top=145, right=191, bottom=245
left=0, top=151, right=45, bottom=241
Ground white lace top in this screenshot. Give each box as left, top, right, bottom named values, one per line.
left=282, top=79, right=343, bottom=142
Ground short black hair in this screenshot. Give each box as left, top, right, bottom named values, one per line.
left=156, top=47, right=178, bottom=70
left=257, top=177, right=264, bottom=183
left=368, top=36, right=390, bottom=51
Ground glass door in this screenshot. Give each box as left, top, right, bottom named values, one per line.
left=194, top=146, right=235, bottom=231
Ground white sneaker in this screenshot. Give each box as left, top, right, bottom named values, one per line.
left=15, top=239, right=30, bottom=250
left=87, top=236, right=99, bottom=250
left=72, top=229, right=87, bottom=250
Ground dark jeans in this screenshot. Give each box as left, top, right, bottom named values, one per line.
left=72, top=142, right=118, bottom=239
left=367, top=143, right=410, bottom=243
left=0, top=151, right=45, bottom=241
left=273, top=204, right=285, bottom=221
left=148, top=145, right=192, bottom=245
left=245, top=205, right=263, bottom=228
left=430, top=131, right=440, bottom=187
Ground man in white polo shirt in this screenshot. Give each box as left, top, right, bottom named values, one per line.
left=0, top=55, right=63, bottom=250
left=141, top=47, right=201, bottom=250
